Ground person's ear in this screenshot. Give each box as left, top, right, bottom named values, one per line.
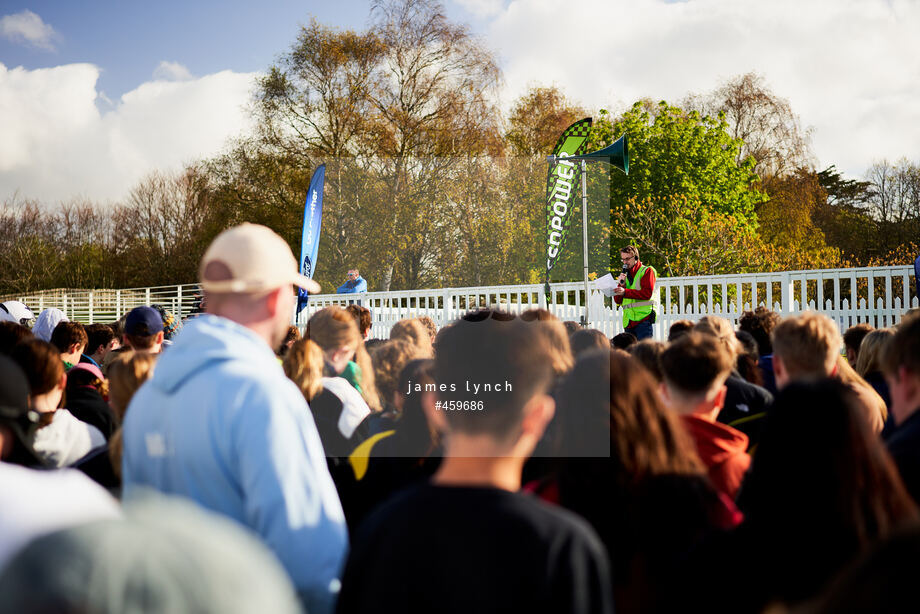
left=846, top=348, right=857, bottom=364
left=155, top=331, right=164, bottom=345
left=59, top=371, right=67, bottom=391
left=520, top=394, right=555, bottom=441
left=659, top=381, right=672, bottom=404
left=68, top=342, right=81, bottom=356
left=713, top=384, right=728, bottom=412
left=900, top=366, right=920, bottom=397
left=422, top=392, right=447, bottom=433
left=331, top=346, right=353, bottom=368
left=264, top=286, right=283, bottom=318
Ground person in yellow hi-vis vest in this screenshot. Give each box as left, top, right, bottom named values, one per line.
left=613, top=245, right=657, bottom=340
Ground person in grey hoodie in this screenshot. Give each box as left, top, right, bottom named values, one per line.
left=121, top=224, right=346, bottom=614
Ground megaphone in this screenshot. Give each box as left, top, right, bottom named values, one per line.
left=546, top=134, right=629, bottom=175
left=579, top=134, right=629, bottom=175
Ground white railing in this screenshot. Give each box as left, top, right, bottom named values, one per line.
left=3, top=265, right=917, bottom=340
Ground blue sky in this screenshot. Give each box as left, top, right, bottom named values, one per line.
left=0, top=1, right=391, bottom=102
left=1, top=0, right=919, bottom=204
left=0, top=0, right=496, bottom=103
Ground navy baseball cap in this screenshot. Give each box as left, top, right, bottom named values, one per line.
left=125, top=306, right=164, bottom=336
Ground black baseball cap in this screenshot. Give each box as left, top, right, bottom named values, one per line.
left=0, top=355, right=43, bottom=467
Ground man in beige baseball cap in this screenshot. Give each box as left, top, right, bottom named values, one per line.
left=198, top=223, right=320, bottom=350
left=199, top=223, right=321, bottom=296
left=121, top=223, right=347, bottom=614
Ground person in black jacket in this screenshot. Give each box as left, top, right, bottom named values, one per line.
left=884, top=313, right=920, bottom=504
left=65, top=363, right=116, bottom=440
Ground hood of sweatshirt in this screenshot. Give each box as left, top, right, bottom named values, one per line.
left=148, top=314, right=278, bottom=396
left=681, top=414, right=749, bottom=466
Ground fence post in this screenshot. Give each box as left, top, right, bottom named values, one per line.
left=782, top=272, right=793, bottom=316
left=89, top=292, right=94, bottom=323
left=441, top=289, right=450, bottom=327
left=145, top=288, right=151, bottom=306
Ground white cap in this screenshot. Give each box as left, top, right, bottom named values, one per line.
left=2, top=301, right=33, bottom=322
left=199, top=224, right=321, bottom=295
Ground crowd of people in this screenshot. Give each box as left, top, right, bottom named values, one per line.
left=1, top=223, right=920, bottom=614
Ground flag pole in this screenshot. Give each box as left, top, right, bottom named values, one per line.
left=580, top=159, right=590, bottom=328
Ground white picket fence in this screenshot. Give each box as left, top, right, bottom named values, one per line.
left=3, top=265, right=917, bottom=341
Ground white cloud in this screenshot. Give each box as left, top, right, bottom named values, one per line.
left=0, top=10, right=57, bottom=51
left=486, top=0, right=920, bottom=179
left=456, top=0, right=506, bottom=18
left=153, top=60, right=194, bottom=81
left=0, top=62, right=257, bottom=204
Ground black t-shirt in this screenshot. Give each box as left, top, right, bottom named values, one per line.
left=717, top=373, right=773, bottom=448
left=337, top=483, right=613, bottom=614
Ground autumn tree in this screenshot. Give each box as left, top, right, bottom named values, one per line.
left=506, top=86, right=586, bottom=156
left=256, top=19, right=384, bottom=162
left=113, top=166, right=220, bottom=287
left=756, top=169, right=841, bottom=270
left=0, top=197, right=60, bottom=294
left=685, top=73, right=813, bottom=180
left=501, top=86, right=587, bottom=283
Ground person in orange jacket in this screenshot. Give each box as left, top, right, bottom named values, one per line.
left=659, top=331, right=750, bottom=500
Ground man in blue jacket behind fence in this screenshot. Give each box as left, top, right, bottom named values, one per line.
left=337, top=268, right=367, bottom=294
left=121, top=224, right=348, bottom=614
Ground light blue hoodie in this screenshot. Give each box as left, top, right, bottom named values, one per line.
left=122, top=315, right=348, bottom=614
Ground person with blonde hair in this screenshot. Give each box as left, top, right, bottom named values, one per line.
left=856, top=329, right=896, bottom=432
left=106, top=351, right=157, bottom=482
left=307, top=306, right=381, bottom=413
left=856, top=329, right=894, bottom=379
left=773, top=312, right=885, bottom=432
left=522, top=309, right=575, bottom=377
left=415, top=315, right=437, bottom=344
left=283, top=338, right=371, bottom=459
left=836, top=356, right=889, bottom=433
left=389, top=318, right=434, bottom=358
left=107, top=351, right=157, bottom=421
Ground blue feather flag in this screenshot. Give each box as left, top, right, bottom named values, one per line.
left=297, top=164, right=325, bottom=314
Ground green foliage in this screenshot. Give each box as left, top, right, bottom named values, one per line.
left=597, top=101, right=764, bottom=226
left=582, top=101, right=767, bottom=275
